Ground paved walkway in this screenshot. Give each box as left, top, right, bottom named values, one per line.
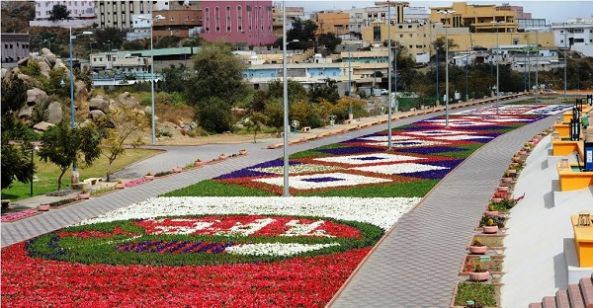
left=330, top=116, right=558, bottom=307
left=501, top=136, right=593, bottom=307
left=2, top=104, right=476, bottom=247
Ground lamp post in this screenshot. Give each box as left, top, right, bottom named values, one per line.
left=68, top=27, right=93, bottom=182
left=30, top=145, right=39, bottom=197
left=348, top=42, right=353, bottom=121
left=437, top=9, right=455, bottom=127
left=564, top=29, right=568, bottom=99
left=282, top=0, right=289, bottom=197
left=491, top=20, right=500, bottom=115
left=535, top=30, right=539, bottom=104
left=139, top=14, right=166, bottom=145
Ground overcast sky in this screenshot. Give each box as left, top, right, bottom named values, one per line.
left=289, top=1, right=593, bottom=23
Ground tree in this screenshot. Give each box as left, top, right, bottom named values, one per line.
left=432, top=37, right=458, bottom=61
left=309, top=78, right=340, bottom=103
left=267, top=79, right=308, bottom=103
left=38, top=122, right=102, bottom=191
left=196, top=97, right=232, bottom=133
left=99, top=108, right=148, bottom=181
left=286, top=18, right=317, bottom=50
left=156, top=36, right=181, bottom=48
left=160, top=64, right=187, bottom=93
left=122, top=39, right=149, bottom=51
left=264, top=98, right=284, bottom=135
left=243, top=111, right=268, bottom=143
left=49, top=4, right=70, bottom=21
left=185, top=44, right=248, bottom=106
left=318, top=33, right=342, bottom=54
left=94, top=27, right=125, bottom=51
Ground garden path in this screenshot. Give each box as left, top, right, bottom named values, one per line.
left=330, top=115, right=558, bottom=307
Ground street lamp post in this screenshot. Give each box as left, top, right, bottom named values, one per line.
left=139, top=14, right=166, bottom=145
left=492, top=21, right=500, bottom=115
left=30, top=145, right=39, bottom=197
left=348, top=42, right=353, bottom=121
left=438, top=10, right=455, bottom=127
left=282, top=0, right=289, bottom=197
left=535, top=30, right=539, bottom=104
left=564, top=30, right=568, bottom=99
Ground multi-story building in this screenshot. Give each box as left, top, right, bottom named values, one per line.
left=95, top=0, right=152, bottom=29
left=271, top=6, right=304, bottom=37
left=1, top=33, right=30, bottom=68
left=313, top=11, right=350, bottom=36
left=152, top=9, right=202, bottom=39
left=518, top=18, right=549, bottom=32
left=361, top=21, right=432, bottom=63
left=199, top=1, right=276, bottom=46
left=430, top=2, right=518, bottom=33
left=552, top=18, right=593, bottom=57
left=349, top=4, right=427, bottom=36
left=30, top=0, right=96, bottom=28
left=126, top=13, right=151, bottom=41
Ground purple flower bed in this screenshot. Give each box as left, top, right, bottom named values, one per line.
left=319, top=145, right=381, bottom=155
left=216, top=159, right=303, bottom=180
left=117, top=240, right=234, bottom=254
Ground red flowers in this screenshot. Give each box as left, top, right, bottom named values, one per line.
left=2, top=243, right=369, bottom=307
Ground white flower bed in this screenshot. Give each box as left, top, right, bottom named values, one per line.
left=432, top=134, right=493, bottom=141
left=358, top=135, right=414, bottom=142
left=353, top=163, right=449, bottom=175
left=250, top=164, right=342, bottom=175
left=314, top=153, right=424, bottom=165
left=406, top=129, right=473, bottom=136
left=79, top=196, right=422, bottom=231
left=253, top=172, right=391, bottom=190
left=366, top=139, right=448, bottom=148
left=225, top=243, right=340, bottom=256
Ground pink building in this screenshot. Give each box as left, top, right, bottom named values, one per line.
left=199, top=1, right=276, bottom=46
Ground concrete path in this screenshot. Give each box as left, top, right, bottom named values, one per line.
left=2, top=104, right=474, bottom=247
left=501, top=136, right=593, bottom=307
left=330, top=116, right=558, bottom=307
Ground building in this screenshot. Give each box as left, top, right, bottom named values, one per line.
left=313, top=11, right=350, bottom=36
left=271, top=6, right=304, bottom=37
left=199, top=1, right=276, bottom=46
left=436, top=26, right=555, bottom=52
left=126, top=13, right=151, bottom=41
left=361, top=21, right=432, bottom=64
left=552, top=18, right=593, bottom=57
left=1, top=33, right=30, bottom=68
left=95, top=0, right=152, bottom=29
left=349, top=4, right=427, bottom=36
left=30, top=0, right=96, bottom=28
left=90, top=47, right=199, bottom=74
left=518, top=18, right=549, bottom=32
left=152, top=9, right=202, bottom=39
left=430, top=2, right=518, bottom=33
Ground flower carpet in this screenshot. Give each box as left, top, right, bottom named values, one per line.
left=1, top=107, right=553, bottom=307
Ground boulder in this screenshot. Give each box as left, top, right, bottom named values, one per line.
left=89, top=109, right=106, bottom=121
left=46, top=101, right=63, bottom=124
left=26, top=88, right=49, bottom=106
left=145, top=106, right=152, bottom=115
left=41, top=48, right=57, bottom=65
left=33, top=121, right=55, bottom=132
left=18, top=106, right=34, bottom=119
left=53, top=58, right=69, bottom=73
left=89, top=95, right=110, bottom=112
left=16, top=56, right=29, bottom=66
left=1, top=68, right=7, bottom=79
left=37, top=60, right=51, bottom=78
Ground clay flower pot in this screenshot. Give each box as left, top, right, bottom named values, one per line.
left=218, top=154, right=227, bottom=160
left=239, top=149, right=248, bottom=155
left=37, top=204, right=50, bottom=211
left=483, top=225, right=499, bottom=234
left=469, top=245, right=488, bottom=254
left=485, top=210, right=499, bottom=217
left=491, top=197, right=503, bottom=203
left=172, top=167, right=182, bottom=173
left=502, top=177, right=514, bottom=184
left=469, top=271, right=490, bottom=282
left=78, top=192, right=91, bottom=200
left=194, top=160, right=204, bottom=167
left=144, top=175, right=155, bottom=181
left=115, top=183, right=125, bottom=189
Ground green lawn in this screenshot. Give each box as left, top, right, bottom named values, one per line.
left=1, top=148, right=160, bottom=201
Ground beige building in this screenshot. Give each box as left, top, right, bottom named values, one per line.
left=272, top=6, right=304, bottom=37
left=313, top=11, right=350, bottom=36
left=441, top=29, right=555, bottom=52
left=430, top=2, right=518, bottom=33
left=95, top=0, right=152, bottom=29
left=361, top=21, right=432, bottom=57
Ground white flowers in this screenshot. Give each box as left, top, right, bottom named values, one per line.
left=225, top=243, right=340, bottom=256
left=314, top=153, right=424, bottom=165
left=353, top=163, right=449, bottom=175
left=79, top=196, right=421, bottom=231
left=250, top=164, right=342, bottom=175
left=253, top=172, right=392, bottom=190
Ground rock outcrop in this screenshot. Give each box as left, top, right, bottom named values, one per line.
left=46, top=102, right=63, bottom=124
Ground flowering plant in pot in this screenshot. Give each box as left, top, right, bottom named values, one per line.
left=484, top=204, right=499, bottom=217
left=144, top=172, right=154, bottom=181
left=37, top=203, right=51, bottom=211
left=218, top=153, right=227, bottom=160
left=115, top=180, right=125, bottom=189
left=482, top=218, right=499, bottom=234
left=78, top=189, right=91, bottom=200
left=194, top=159, right=204, bottom=167
left=172, top=166, right=182, bottom=173
left=469, top=239, right=487, bottom=255
left=469, top=263, right=490, bottom=282
left=239, top=149, right=248, bottom=155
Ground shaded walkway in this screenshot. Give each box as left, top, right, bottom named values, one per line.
left=330, top=116, right=558, bottom=307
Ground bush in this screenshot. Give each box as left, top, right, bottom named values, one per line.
left=196, top=97, right=232, bottom=133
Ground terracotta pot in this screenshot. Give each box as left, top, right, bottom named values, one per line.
left=239, top=150, right=248, bottom=155
left=78, top=193, right=91, bottom=200
left=194, top=161, right=204, bottom=167
left=218, top=154, right=227, bottom=160
left=485, top=210, right=499, bottom=217
left=115, top=183, right=125, bottom=189
left=502, top=177, right=514, bottom=184
left=491, top=197, right=503, bottom=203
left=37, top=204, right=50, bottom=211
left=519, top=151, right=527, bottom=156
left=469, top=245, right=488, bottom=254
left=172, top=167, right=182, bottom=173
left=497, top=186, right=509, bottom=193
left=469, top=271, right=490, bottom=282
left=483, top=225, right=499, bottom=234
left=144, top=175, right=154, bottom=181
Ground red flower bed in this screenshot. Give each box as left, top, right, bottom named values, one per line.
left=1, top=243, right=368, bottom=307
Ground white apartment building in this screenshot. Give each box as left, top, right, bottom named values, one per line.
left=349, top=5, right=428, bottom=35
left=90, top=50, right=150, bottom=73
left=126, top=13, right=152, bottom=41
left=95, top=0, right=152, bottom=29
left=552, top=18, right=593, bottom=57
left=30, top=0, right=96, bottom=28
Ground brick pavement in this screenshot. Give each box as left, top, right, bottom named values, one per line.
left=329, top=115, right=559, bottom=307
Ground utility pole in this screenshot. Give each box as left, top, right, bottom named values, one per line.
left=564, top=29, right=568, bottom=99
left=348, top=43, right=353, bottom=121
left=535, top=30, right=539, bottom=104
left=282, top=0, right=289, bottom=197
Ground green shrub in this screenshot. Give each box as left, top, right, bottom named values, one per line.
left=455, top=282, right=496, bottom=307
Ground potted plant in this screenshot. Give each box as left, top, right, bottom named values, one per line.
left=144, top=172, right=154, bottom=181
left=37, top=203, right=50, bottom=211
left=172, top=166, right=182, bottom=173
left=469, top=239, right=488, bottom=254
left=469, top=263, right=490, bottom=282
left=218, top=153, right=227, bottom=160
left=115, top=180, right=125, bottom=189
left=194, top=159, right=204, bottom=167
left=485, top=204, right=499, bottom=217
left=483, top=218, right=499, bottom=234
left=78, top=189, right=91, bottom=200
left=239, top=149, right=248, bottom=155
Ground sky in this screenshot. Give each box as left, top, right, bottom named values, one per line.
left=290, top=1, right=593, bottom=23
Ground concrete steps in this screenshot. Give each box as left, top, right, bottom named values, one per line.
left=530, top=274, right=593, bottom=308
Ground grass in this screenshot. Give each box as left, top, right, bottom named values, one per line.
left=473, top=236, right=504, bottom=248
left=455, top=282, right=497, bottom=307
left=300, top=179, right=439, bottom=198
left=162, top=180, right=275, bottom=197
left=1, top=149, right=160, bottom=201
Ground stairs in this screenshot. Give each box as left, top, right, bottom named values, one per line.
left=529, top=274, right=593, bottom=308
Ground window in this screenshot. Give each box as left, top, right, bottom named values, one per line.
left=205, top=7, right=210, bottom=31
left=226, top=6, right=231, bottom=32
left=373, top=26, right=381, bottom=42
left=247, top=5, right=252, bottom=31
left=237, top=5, right=242, bottom=32
left=215, top=6, right=220, bottom=32
left=399, top=34, right=403, bottom=38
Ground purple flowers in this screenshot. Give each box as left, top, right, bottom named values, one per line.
left=117, top=240, right=235, bottom=254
